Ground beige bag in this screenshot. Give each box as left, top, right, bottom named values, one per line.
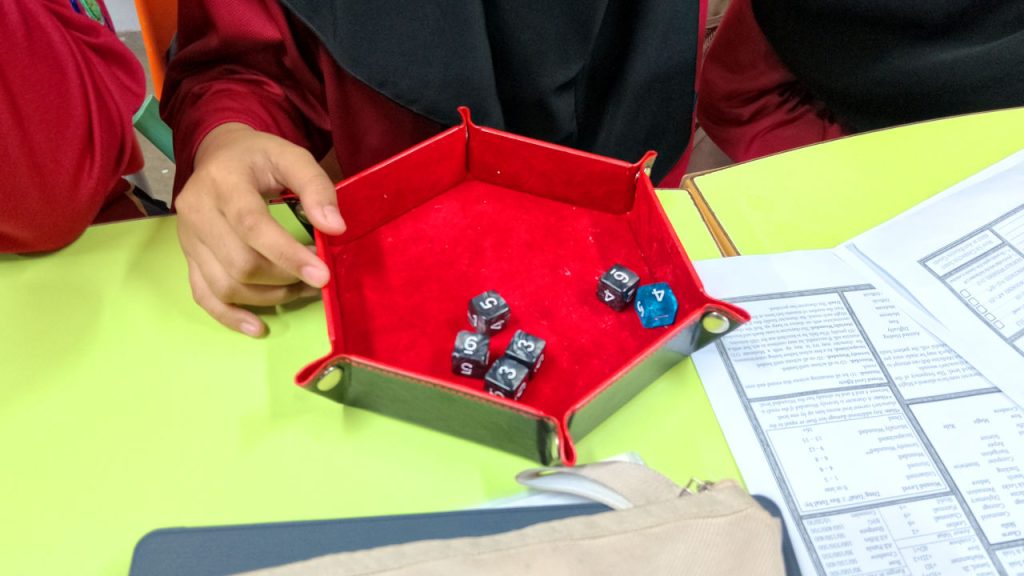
left=238, top=462, right=783, bottom=576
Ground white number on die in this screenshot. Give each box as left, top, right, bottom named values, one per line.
left=460, top=362, right=473, bottom=375
left=517, top=340, right=536, bottom=352
left=491, top=319, right=506, bottom=330
left=652, top=288, right=665, bottom=302
left=637, top=303, right=645, bottom=316
left=603, top=290, right=614, bottom=302
left=497, top=365, right=518, bottom=380
left=612, top=270, right=630, bottom=283
left=480, top=297, right=498, bottom=310
left=464, top=337, right=478, bottom=352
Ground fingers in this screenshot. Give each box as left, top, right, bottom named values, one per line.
left=177, top=126, right=343, bottom=336
left=218, top=193, right=331, bottom=288
left=269, top=145, right=347, bottom=235
left=187, top=258, right=265, bottom=337
left=191, top=208, right=299, bottom=286
left=190, top=240, right=321, bottom=306
left=186, top=247, right=321, bottom=337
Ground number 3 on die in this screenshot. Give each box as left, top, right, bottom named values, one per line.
left=485, top=357, right=529, bottom=400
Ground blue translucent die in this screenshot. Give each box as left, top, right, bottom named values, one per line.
left=634, top=283, right=678, bottom=329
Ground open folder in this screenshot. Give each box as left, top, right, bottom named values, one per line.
left=686, top=147, right=1024, bottom=575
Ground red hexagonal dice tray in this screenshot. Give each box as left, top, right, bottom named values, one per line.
left=296, top=109, right=748, bottom=465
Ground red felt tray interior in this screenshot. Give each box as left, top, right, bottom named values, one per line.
left=298, top=113, right=727, bottom=447
left=324, top=176, right=697, bottom=418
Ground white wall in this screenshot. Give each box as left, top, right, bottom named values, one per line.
left=107, top=0, right=141, bottom=31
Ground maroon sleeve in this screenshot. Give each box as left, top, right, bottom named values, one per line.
left=696, top=0, right=847, bottom=163
left=160, top=0, right=331, bottom=194
left=0, top=0, right=145, bottom=253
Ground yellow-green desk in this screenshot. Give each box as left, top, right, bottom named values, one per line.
left=0, top=192, right=731, bottom=575
left=688, top=107, right=1024, bottom=254
left=5, top=107, right=1023, bottom=575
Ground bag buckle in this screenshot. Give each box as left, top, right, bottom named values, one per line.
left=682, top=478, right=713, bottom=495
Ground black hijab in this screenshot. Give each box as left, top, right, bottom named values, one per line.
left=280, top=0, right=700, bottom=182
left=753, top=0, right=1024, bottom=132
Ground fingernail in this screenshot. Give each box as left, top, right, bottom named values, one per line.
left=321, top=205, right=345, bottom=231
left=302, top=264, right=330, bottom=287
left=240, top=321, right=263, bottom=337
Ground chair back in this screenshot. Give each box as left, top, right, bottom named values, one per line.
left=133, top=0, right=178, bottom=98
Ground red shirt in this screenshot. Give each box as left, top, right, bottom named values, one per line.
left=0, top=0, right=145, bottom=253
left=163, top=0, right=443, bottom=195
left=696, top=0, right=847, bottom=163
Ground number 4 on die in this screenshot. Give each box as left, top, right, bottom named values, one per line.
left=597, top=264, right=640, bottom=311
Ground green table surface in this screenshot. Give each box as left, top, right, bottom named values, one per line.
left=695, top=106, right=1024, bottom=253
left=11, top=105, right=1015, bottom=573
left=0, top=193, right=735, bottom=575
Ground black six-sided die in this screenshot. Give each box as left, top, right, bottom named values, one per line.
left=597, top=264, right=640, bottom=311
left=451, top=331, right=490, bottom=378
left=505, top=330, right=546, bottom=376
left=468, top=290, right=511, bottom=335
left=484, top=356, right=530, bottom=400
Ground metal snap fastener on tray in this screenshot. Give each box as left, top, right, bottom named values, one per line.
left=701, top=311, right=731, bottom=335
left=314, top=364, right=344, bottom=392
left=549, top=434, right=560, bottom=463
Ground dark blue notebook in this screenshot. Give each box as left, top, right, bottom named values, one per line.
left=131, top=496, right=799, bottom=576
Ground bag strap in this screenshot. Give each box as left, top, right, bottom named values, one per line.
left=515, top=461, right=685, bottom=510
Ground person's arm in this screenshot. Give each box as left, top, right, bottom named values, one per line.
left=0, top=0, right=145, bottom=253
left=161, top=0, right=345, bottom=337
left=696, top=0, right=847, bottom=163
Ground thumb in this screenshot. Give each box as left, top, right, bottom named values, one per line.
left=271, top=146, right=347, bottom=235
